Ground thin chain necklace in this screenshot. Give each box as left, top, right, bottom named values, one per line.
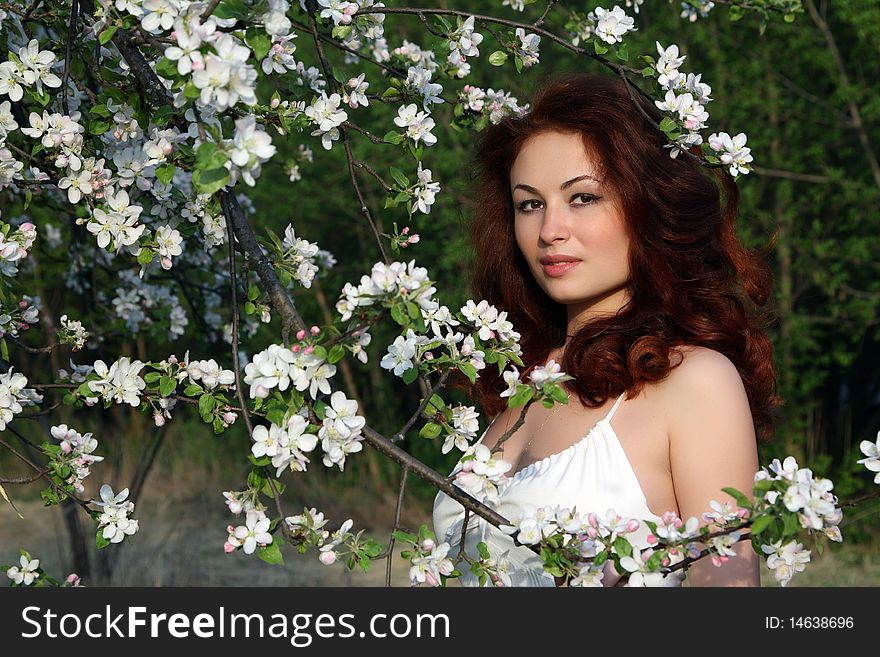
left=525, top=390, right=573, bottom=454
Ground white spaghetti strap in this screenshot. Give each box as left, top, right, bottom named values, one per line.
left=604, top=392, right=626, bottom=423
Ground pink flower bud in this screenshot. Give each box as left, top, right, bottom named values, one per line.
left=586, top=526, right=598, bottom=539
left=161, top=256, right=173, bottom=269
left=408, top=234, right=420, bottom=244
left=587, top=513, right=599, bottom=528
left=291, top=344, right=300, bottom=352
left=19, top=322, right=29, bottom=330
left=270, top=97, right=280, bottom=108
left=254, top=384, right=269, bottom=398
left=154, top=413, right=166, bottom=427
left=60, top=441, right=72, bottom=454
left=168, top=354, right=178, bottom=364
left=304, top=346, right=314, bottom=354
left=402, top=226, right=409, bottom=234
left=424, top=571, right=438, bottom=587
left=223, top=411, right=237, bottom=425
left=625, top=519, right=640, bottom=533
left=296, top=329, right=307, bottom=340
left=319, top=550, right=337, bottom=565
left=461, top=460, right=474, bottom=472
left=20, top=222, right=35, bottom=231
left=66, top=573, right=80, bottom=584
left=661, top=557, right=670, bottom=567
left=646, top=534, right=657, bottom=545
left=421, top=538, right=434, bottom=552
left=310, top=325, right=320, bottom=335
left=162, top=142, right=173, bottom=155
left=272, top=43, right=284, bottom=54
left=19, top=300, right=28, bottom=309
left=425, top=352, right=433, bottom=359
left=223, top=541, right=236, bottom=553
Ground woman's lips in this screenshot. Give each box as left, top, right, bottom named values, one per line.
left=541, top=261, right=581, bottom=277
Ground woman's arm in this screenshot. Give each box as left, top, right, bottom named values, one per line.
left=662, top=347, right=761, bottom=587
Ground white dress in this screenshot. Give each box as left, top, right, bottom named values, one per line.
left=432, top=392, right=685, bottom=587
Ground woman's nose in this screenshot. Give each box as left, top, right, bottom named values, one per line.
left=539, top=202, right=569, bottom=244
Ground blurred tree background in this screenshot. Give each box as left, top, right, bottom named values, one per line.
left=2, top=0, right=878, bottom=583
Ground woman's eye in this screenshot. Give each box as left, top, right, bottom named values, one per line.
left=572, top=193, right=597, bottom=205
left=516, top=200, right=542, bottom=212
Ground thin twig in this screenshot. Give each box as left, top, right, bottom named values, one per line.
left=62, top=0, right=79, bottom=116
left=384, top=466, right=409, bottom=587
left=392, top=369, right=452, bottom=442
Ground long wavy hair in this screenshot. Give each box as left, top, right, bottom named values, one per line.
left=461, top=72, right=778, bottom=441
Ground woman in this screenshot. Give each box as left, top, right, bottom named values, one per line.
left=432, top=72, right=777, bottom=587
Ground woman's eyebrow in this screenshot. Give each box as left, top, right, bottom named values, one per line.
left=513, top=174, right=601, bottom=193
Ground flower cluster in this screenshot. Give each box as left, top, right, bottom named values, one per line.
left=447, top=16, right=483, bottom=78
left=514, top=28, right=541, bottom=68
left=225, top=509, right=273, bottom=555
left=94, top=485, right=139, bottom=545
left=180, top=352, right=236, bottom=391
left=48, top=423, right=104, bottom=493
left=86, top=356, right=147, bottom=407
left=243, top=343, right=337, bottom=400
left=280, top=224, right=321, bottom=288
left=224, top=115, right=276, bottom=187
left=252, top=413, right=319, bottom=476
left=0, top=39, right=61, bottom=103
left=393, top=103, right=437, bottom=146
left=58, top=314, right=89, bottom=351
left=0, top=295, right=39, bottom=338
left=336, top=259, right=436, bottom=322
left=318, top=391, right=366, bottom=471
left=407, top=537, right=455, bottom=587
left=590, top=5, right=638, bottom=44
left=453, top=443, right=512, bottom=505
left=6, top=553, right=41, bottom=586
left=0, top=218, right=37, bottom=276
left=0, top=367, right=43, bottom=431
left=760, top=539, right=811, bottom=586
left=304, top=91, right=347, bottom=150
left=456, top=85, right=528, bottom=125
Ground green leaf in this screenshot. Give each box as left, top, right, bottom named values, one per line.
left=331, top=24, right=353, bottom=39
left=192, top=166, right=230, bottom=195
left=153, top=57, right=179, bottom=79
left=616, top=43, right=629, bottom=61
left=593, top=39, right=608, bottom=55
left=183, top=383, right=203, bottom=396
left=144, top=372, right=162, bottom=383
left=246, top=27, right=272, bottom=61
left=514, top=56, right=523, bottom=74
left=418, top=422, right=442, bottom=440
left=327, top=344, right=346, bottom=364
left=728, top=5, right=744, bottom=21
left=488, top=51, right=508, bottom=66
left=155, top=164, right=176, bottom=185
left=248, top=284, right=260, bottom=301
left=258, top=540, right=284, bottom=565
left=90, top=120, right=112, bottom=135
left=659, top=116, right=679, bottom=134
left=244, top=301, right=256, bottom=315
left=402, top=366, right=419, bottom=385
left=750, top=514, right=774, bottom=535
left=508, top=385, right=533, bottom=408
left=99, top=26, right=118, bottom=45
left=136, top=248, right=153, bottom=265
left=721, top=486, right=753, bottom=510
left=96, top=531, right=111, bottom=549
left=383, top=130, right=404, bottom=145
left=214, top=0, right=249, bottom=19
left=159, top=376, right=177, bottom=398
left=613, top=536, right=633, bottom=559
left=198, top=393, right=215, bottom=419
left=390, top=304, right=408, bottom=326
left=477, top=542, right=490, bottom=560
left=389, top=167, right=409, bottom=188
left=459, top=362, right=478, bottom=384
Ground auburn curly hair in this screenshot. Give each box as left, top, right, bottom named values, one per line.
left=458, top=72, right=778, bottom=442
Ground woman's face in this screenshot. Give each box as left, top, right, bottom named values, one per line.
left=510, top=129, right=632, bottom=324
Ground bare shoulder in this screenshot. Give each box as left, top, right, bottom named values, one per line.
left=657, top=345, right=753, bottom=442
left=662, top=345, right=747, bottom=400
